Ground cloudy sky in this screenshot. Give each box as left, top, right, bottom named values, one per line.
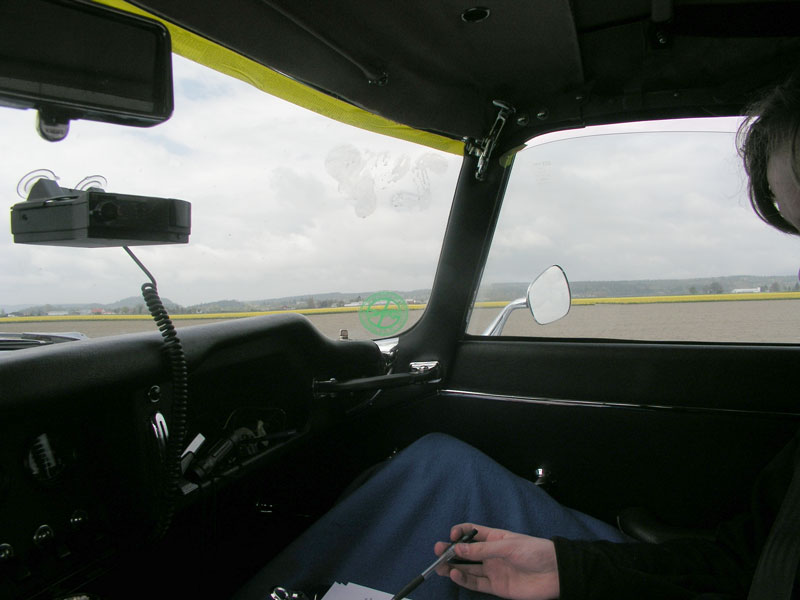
left=1, top=55, right=798, bottom=310
left=481, top=122, right=800, bottom=289
left=0, top=56, right=460, bottom=308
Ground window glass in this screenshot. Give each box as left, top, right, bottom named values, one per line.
left=468, top=119, right=800, bottom=343
left=0, top=55, right=460, bottom=341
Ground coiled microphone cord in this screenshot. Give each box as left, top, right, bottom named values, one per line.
left=124, top=246, right=188, bottom=539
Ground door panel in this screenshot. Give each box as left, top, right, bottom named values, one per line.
left=407, top=338, right=800, bottom=528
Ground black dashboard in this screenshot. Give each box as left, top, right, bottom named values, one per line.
left=0, top=314, right=383, bottom=600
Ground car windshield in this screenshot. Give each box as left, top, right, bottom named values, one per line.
left=0, top=55, right=460, bottom=341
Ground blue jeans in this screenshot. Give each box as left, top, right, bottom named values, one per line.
left=235, top=433, right=629, bottom=599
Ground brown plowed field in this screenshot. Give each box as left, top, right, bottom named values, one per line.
left=3, top=299, right=800, bottom=344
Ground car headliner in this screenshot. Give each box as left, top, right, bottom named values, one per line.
left=99, top=0, right=800, bottom=156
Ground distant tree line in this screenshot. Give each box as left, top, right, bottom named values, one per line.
left=688, top=281, right=800, bottom=294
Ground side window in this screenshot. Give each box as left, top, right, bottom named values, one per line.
left=467, top=119, right=800, bottom=343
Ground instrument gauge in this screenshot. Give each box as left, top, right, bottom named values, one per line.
left=25, top=432, right=74, bottom=484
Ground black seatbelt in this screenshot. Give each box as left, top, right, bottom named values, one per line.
left=747, top=441, right=800, bottom=599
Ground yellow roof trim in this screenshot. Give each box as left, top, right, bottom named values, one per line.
left=92, top=0, right=464, bottom=155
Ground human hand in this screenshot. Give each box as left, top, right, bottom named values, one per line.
left=433, top=523, right=560, bottom=600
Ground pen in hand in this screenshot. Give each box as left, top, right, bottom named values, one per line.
left=390, top=528, right=479, bottom=600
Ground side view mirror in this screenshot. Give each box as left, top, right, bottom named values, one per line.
left=482, top=265, right=571, bottom=336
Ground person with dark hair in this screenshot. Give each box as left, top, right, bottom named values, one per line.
left=739, top=71, right=800, bottom=235
left=236, top=75, right=800, bottom=600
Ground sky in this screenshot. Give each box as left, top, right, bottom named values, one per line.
left=1, top=55, right=798, bottom=310
left=480, top=123, right=800, bottom=289
left=0, top=56, right=460, bottom=308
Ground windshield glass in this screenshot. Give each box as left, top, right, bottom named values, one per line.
left=468, top=119, right=800, bottom=343
left=0, top=55, right=460, bottom=341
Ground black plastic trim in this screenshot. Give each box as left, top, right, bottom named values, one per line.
left=441, top=389, right=800, bottom=419
left=447, top=338, right=800, bottom=415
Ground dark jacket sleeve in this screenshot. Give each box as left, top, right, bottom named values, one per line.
left=554, top=537, right=748, bottom=599
left=553, top=434, right=799, bottom=599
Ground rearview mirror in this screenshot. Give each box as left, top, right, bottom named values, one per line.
left=0, top=0, right=173, bottom=141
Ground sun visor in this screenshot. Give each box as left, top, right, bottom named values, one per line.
left=92, top=0, right=466, bottom=154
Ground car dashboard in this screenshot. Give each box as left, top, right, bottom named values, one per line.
left=0, top=314, right=384, bottom=599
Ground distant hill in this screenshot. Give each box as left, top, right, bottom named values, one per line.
left=6, top=275, right=797, bottom=316
left=188, top=289, right=433, bottom=313
left=475, top=275, right=799, bottom=302
left=6, top=296, right=179, bottom=317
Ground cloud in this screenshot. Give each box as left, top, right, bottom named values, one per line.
left=2, top=55, right=795, bottom=311
left=0, top=55, right=460, bottom=306
left=480, top=127, right=798, bottom=289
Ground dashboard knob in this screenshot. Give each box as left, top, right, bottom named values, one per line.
left=0, top=543, right=14, bottom=562
left=69, top=510, right=89, bottom=530
left=32, top=524, right=55, bottom=547
left=147, top=385, right=161, bottom=403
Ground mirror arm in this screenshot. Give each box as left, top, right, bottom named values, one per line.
left=482, top=297, right=527, bottom=336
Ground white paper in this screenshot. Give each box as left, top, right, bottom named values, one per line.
left=320, top=581, right=407, bottom=600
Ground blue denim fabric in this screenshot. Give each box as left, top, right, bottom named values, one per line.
left=235, top=433, right=629, bottom=600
